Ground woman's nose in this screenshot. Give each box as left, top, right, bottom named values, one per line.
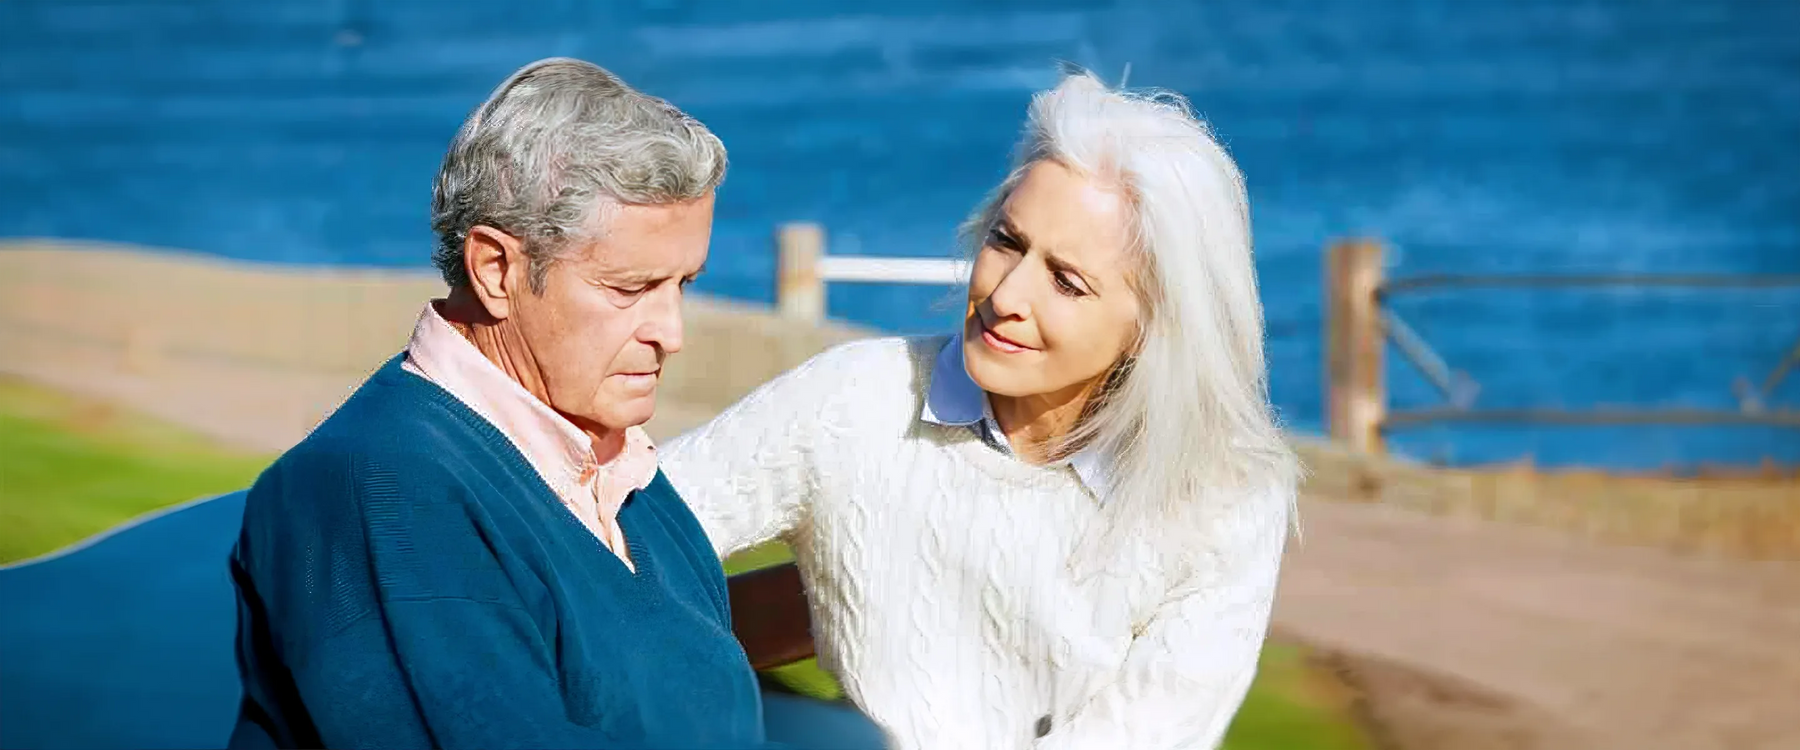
left=986, top=265, right=1033, bottom=320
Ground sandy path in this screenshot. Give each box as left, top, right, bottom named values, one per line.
left=1279, top=500, right=1800, bottom=750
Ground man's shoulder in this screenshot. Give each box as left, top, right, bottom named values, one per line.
left=307, top=360, right=489, bottom=457
left=249, top=363, right=488, bottom=510
left=270, top=422, right=462, bottom=488
left=249, top=428, right=463, bottom=523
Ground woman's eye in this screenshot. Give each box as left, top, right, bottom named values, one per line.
left=612, top=285, right=650, bottom=296
left=988, top=227, right=1020, bottom=251
left=1053, top=272, right=1087, bottom=297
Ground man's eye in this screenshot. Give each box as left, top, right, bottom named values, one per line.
left=612, top=285, right=650, bottom=296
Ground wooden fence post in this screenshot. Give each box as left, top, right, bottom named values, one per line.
left=775, top=222, right=825, bottom=324
left=1326, top=239, right=1387, bottom=455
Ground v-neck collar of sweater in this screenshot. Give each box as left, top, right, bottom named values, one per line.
left=373, top=356, right=661, bottom=586
left=401, top=302, right=654, bottom=571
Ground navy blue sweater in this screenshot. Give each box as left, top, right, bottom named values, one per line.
left=229, top=357, right=774, bottom=749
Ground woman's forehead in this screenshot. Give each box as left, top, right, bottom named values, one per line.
left=1002, top=163, right=1134, bottom=272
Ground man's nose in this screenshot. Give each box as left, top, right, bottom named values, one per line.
left=640, top=285, right=685, bottom=355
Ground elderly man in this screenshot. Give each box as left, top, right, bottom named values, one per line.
left=228, top=58, right=847, bottom=750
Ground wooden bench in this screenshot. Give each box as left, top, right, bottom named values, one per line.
left=725, top=561, right=817, bottom=671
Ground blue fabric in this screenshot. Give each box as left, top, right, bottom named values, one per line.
left=759, top=692, right=890, bottom=750
left=229, top=356, right=778, bottom=749
left=919, top=333, right=987, bottom=428
left=0, top=493, right=248, bottom=750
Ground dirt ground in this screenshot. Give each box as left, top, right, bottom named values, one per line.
left=1280, top=500, right=1800, bottom=750
left=5, top=245, right=1797, bottom=750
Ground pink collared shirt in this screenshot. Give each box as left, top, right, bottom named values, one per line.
left=400, top=302, right=657, bottom=571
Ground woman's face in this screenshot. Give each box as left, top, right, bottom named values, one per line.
left=963, top=160, right=1143, bottom=402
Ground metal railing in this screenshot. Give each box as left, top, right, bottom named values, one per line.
left=1379, top=272, right=1800, bottom=296
left=1325, top=239, right=1800, bottom=453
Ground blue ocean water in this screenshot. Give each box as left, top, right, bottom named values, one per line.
left=2, top=0, right=1796, bottom=469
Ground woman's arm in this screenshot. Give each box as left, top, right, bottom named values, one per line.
left=1035, top=489, right=1294, bottom=750
left=659, top=349, right=844, bottom=558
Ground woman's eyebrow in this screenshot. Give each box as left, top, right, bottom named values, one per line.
left=995, top=215, right=1032, bottom=250
left=1043, top=251, right=1100, bottom=292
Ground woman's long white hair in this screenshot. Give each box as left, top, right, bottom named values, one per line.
left=962, top=70, right=1301, bottom=573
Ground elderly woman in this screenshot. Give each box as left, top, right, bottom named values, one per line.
left=662, top=71, right=1301, bottom=750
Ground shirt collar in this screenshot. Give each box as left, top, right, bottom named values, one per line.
left=921, top=333, right=987, bottom=427
left=921, top=334, right=1110, bottom=497
left=401, top=301, right=657, bottom=522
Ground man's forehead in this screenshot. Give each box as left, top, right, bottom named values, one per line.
left=570, top=195, right=712, bottom=271
left=581, top=243, right=705, bottom=277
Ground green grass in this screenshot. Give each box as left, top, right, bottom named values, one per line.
left=0, top=377, right=274, bottom=564
left=1225, top=642, right=1371, bottom=750
left=0, top=379, right=1370, bottom=749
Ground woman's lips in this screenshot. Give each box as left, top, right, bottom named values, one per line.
left=979, top=321, right=1034, bottom=353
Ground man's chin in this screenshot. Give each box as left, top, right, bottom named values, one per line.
left=562, top=392, right=658, bottom=434
left=599, top=397, right=658, bottom=431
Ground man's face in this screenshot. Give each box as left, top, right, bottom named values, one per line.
left=506, top=194, right=714, bottom=433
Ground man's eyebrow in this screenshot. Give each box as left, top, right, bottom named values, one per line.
left=600, top=271, right=651, bottom=283
left=597, top=266, right=704, bottom=286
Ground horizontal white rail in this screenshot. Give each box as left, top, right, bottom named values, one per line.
left=774, top=221, right=968, bottom=322
left=816, top=256, right=967, bottom=285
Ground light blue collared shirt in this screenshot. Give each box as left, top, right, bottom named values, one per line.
left=920, top=334, right=1109, bottom=497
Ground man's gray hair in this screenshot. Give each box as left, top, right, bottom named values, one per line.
left=430, top=58, right=728, bottom=290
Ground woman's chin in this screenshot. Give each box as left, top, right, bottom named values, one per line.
left=963, top=352, right=1030, bottom=398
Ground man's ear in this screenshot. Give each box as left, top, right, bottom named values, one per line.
left=463, top=225, right=525, bottom=320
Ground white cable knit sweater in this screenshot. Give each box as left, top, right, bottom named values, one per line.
left=661, top=336, right=1292, bottom=750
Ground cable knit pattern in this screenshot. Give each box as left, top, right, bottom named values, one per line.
left=661, top=336, right=1293, bottom=750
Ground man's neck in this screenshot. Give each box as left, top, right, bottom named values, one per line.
left=435, top=289, right=627, bottom=464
